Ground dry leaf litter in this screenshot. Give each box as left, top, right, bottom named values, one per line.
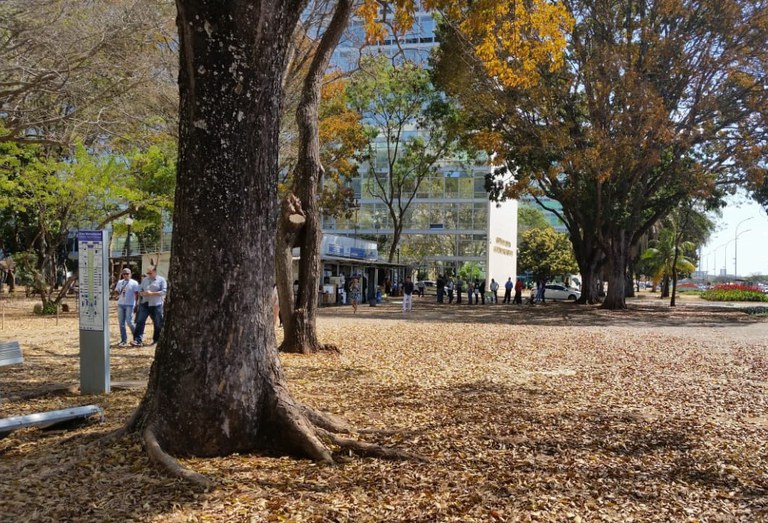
left=0, top=295, right=766, bottom=522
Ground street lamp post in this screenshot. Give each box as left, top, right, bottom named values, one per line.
left=351, top=198, right=360, bottom=247
left=712, top=241, right=728, bottom=280
left=124, top=215, right=134, bottom=257
left=373, top=216, right=381, bottom=255
left=734, top=217, right=754, bottom=278
left=722, top=239, right=735, bottom=279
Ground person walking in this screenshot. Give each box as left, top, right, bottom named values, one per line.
left=402, top=276, right=415, bottom=313
left=503, top=277, right=513, bottom=304
left=417, top=279, right=426, bottom=298
left=349, top=277, right=361, bottom=313
left=114, top=267, right=140, bottom=346
left=489, top=278, right=499, bottom=304
left=513, top=278, right=524, bottom=304
left=446, top=277, right=455, bottom=304
left=132, top=265, right=167, bottom=347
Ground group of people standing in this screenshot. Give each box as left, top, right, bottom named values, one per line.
left=419, top=275, right=526, bottom=305
left=502, top=277, right=526, bottom=304
left=114, top=265, right=167, bottom=347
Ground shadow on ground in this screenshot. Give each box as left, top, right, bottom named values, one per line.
left=319, top=297, right=764, bottom=329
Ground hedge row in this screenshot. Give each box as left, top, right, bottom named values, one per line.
left=700, top=286, right=768, bottom=302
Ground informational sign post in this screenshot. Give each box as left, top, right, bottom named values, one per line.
left=77, top=230, right=110, bottom=394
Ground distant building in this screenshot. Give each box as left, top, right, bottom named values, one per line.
left=324, top=4, right=518, bottom=283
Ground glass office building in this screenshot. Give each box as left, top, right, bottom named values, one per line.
left=323, top=4, right=518, bottom=282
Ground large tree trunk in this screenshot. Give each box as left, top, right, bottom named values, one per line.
left=571, top=231, right=603, bottom=305
left=602, top=231, right=630, bottom=310
left=127, top=0, right=330, bottom=460
left=279, top=0, right=352, bottom=354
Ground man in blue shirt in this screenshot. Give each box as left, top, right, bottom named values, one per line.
left=503, top=277, right=513, bottom=304
left=132, top=265, right=167, bottom=346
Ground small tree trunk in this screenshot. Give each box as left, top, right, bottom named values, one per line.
left=276, top=194, right=306, bottom=347
left=670, top=251, right=680, bottom=307
left=279, top=0, right=352, bottom=354
left=661, top=275, right=670, bottom=298
left=388, top=223, right=404, bottom=263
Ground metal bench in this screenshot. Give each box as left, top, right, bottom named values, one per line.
left=0, top=340, right=104, bottom=438
left=0, top=405, right=104, bottom=439
left=0, top=340, right=24, bottom=367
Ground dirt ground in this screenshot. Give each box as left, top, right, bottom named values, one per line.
left=1, top=293, right=766, bottom=522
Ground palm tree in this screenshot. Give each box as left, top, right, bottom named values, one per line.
left=641, top=229, right=696, bottom=299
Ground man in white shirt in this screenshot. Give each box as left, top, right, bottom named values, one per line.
left=114, top=268, right=140, bottom=346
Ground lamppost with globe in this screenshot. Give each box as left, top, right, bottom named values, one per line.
left=124, top=215, right=134, bottom=257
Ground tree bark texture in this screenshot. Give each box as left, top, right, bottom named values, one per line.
left=276, top=194, right=304, bottom=345
left=388, top=220, right=404, bottom=263
left=279, top=0, right=352, bottom=354
left=601, top=230, right=630, bottom=310
left=571, top=234, right=603, bottom=305
left=128, top=0, right=316, bottom=458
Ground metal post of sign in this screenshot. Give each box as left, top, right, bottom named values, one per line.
left=77, top=230, right=110, bottom=394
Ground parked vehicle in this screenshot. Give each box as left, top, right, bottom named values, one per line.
left=530, top=284, right=581, bottom=302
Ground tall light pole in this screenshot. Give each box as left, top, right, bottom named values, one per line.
left=734, top=217, right=754, bottom=278
left=351, top=198, right=360, bottom=248
left=713, top=241, right=728, bottom=279
left=702, top=251, right=714, bottom=276
left=722, top=239, right=735, bottom=278
left=124, top=215, right=134, bottom=257
left=373, top=213, right=381, bottom=254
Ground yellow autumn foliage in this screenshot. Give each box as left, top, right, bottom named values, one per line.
left=358, top=0, right=573, bottom=89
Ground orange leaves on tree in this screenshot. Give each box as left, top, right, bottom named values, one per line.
left=358, top=0, right=572, bottom=89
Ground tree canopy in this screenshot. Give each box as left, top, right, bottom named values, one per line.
left=347, top=55, right=463, bottom=262
left=433, top=0, right=767, bottom=309
left=517, top=227, right=578, bottom=282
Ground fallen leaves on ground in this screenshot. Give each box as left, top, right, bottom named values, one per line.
left=0, top=296, right=766, bottom=522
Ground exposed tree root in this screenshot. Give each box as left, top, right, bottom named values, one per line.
left=278, top=339, right=340, bottom=355
left=93, top=427, right=128, bottom=447
left=318, top=343, right=340, bottom=354
left=299, top=402, right=413, bottom=437
left=298, top=403, right=354, bottom=434
left=143, top=425, right=213, bottom=489
left=274, top=392, right=335, bottom=464
left=315, top=427, right=424, bottom=461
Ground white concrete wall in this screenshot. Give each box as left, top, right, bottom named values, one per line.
left=486, top=198, right=518, bottom=284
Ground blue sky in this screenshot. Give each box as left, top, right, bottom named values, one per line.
left=700, top=193, right=768, bottom=278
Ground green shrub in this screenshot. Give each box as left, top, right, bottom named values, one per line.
left=33, top=302, right=59, bottom=315
left=701, top=284, right=768, bottom=302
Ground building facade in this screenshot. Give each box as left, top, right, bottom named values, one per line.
left=324, top=4, right=518, bottom=283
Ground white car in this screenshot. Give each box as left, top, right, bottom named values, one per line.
left=530, top=284, right=581, bottom=302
